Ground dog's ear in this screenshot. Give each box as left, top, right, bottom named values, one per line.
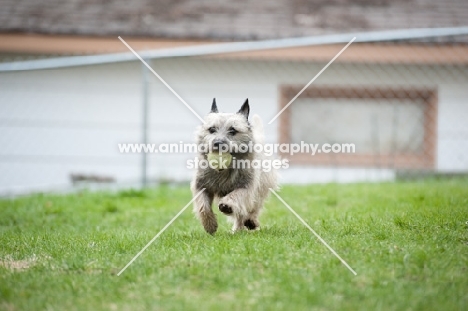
left=210, top=98, right=218, bottom=113
left=238, top=98, right=249, bottom=119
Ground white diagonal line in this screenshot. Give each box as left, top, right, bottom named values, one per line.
left=269, top=188, right=357, bottom=275
left=118, top=36, right=205, bottom=124
left=268, top=37, right=356, bottom=125
left=117, top=188, right=206, bottom=276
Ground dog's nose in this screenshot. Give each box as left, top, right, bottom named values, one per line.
left=212, top=139, right=226, bottom=150
left=213, top=139, right=222, bottom=149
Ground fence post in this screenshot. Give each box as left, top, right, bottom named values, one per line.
left=141, top=60, right=149, bottom=188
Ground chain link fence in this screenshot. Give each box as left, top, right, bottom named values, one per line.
left=0, top=31, right=467, bottom=195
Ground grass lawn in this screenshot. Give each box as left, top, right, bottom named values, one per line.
left=1, top=180, right=467, bottom=310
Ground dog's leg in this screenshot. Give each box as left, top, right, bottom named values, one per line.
left=191, top=184, right=217, bottom=234
left=195, top=192, right=217, bottom=234
left=243, top=175, right=274, bottom=230
left=218, top=188, right=252, bottom=233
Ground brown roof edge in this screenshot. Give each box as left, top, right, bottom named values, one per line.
left=1, top=33, right=468, bottom=64
left=209, top=43, right=468, bottom=64
left=0, top=33, right=217, bottom=55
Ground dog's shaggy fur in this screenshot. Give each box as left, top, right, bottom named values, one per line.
left=191, top=98, right=278, bottom=234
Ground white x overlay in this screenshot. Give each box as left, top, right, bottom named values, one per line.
left=117, top=36, right=357, bottom=276
left=268, top=37, right=356, bottom=124
left=269, top=188, right=357, bottom=275
left=118, top=36, right=205, bottom=124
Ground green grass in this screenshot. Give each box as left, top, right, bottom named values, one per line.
left=1, top=181, right=467, bottom=311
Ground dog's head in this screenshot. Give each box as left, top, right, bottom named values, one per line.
left=196, top=98, right=253, bottom=156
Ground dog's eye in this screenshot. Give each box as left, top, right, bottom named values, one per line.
left=228, top=127, right=238, bottom=135
left=208, top=127, right=216, bottom=134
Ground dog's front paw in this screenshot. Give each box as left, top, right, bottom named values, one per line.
left=200, top=211, right=218, bottom=235
left=218, top=203, right=233, bottom=215
left=219, top=195, right=238, bottom=215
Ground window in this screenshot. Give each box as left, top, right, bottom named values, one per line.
left=278, top=86, right=437, bottom=169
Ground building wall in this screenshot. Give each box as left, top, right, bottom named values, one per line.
left=0, top=58, right=467, bottom=194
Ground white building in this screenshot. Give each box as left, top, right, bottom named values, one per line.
left=0, top=1, right=467, bottom=194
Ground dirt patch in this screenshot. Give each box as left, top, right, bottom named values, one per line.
left=0, top=255, right=38, bottom=271
left=0, top=302, right=16, bottom=311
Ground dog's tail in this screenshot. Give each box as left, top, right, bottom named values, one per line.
left=251, top=114, right=265, bottom=144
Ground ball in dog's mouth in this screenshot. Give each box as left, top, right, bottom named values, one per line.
left=207, top=152, right=232, bottom=170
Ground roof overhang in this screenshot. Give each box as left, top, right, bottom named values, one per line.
left=1, top=27, right=468, bottom=72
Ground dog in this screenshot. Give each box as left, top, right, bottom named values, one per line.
left=191, top=98, right=278, bottom=234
